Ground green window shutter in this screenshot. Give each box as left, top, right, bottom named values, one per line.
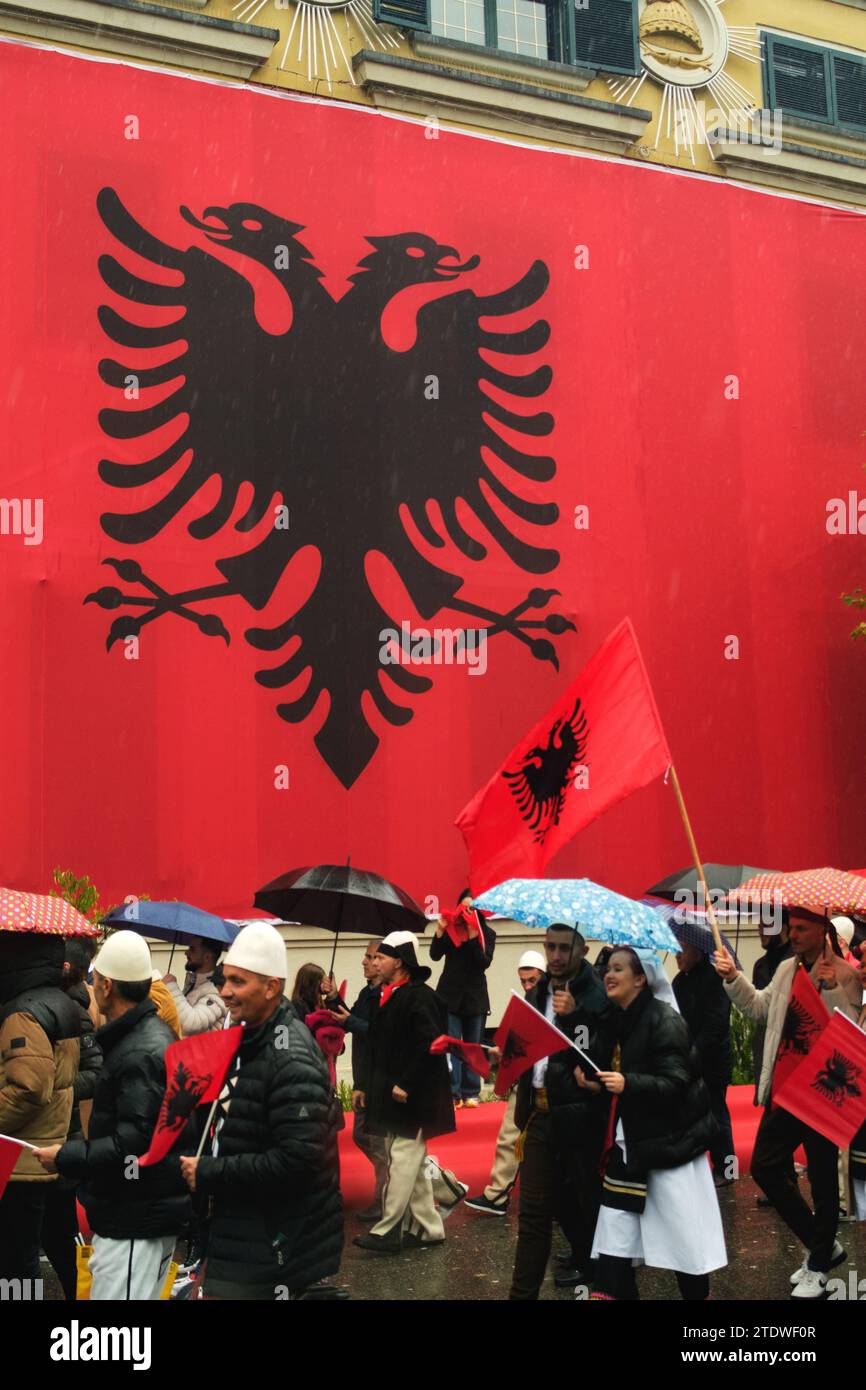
left=373, top=0, right=431, bottom=31
left=767, top=36, right=832, bottom=123
left=834, top=54, right=866, bottom=130
left=573, top=0, right=639, bottom=75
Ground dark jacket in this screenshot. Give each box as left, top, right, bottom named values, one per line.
left=51, top=982, right=102, bottom=1192
left=672, top=955, right=732, bottom=1086
left=346, top=982, right=380, bottom=1091
left=430, top=917, right=496, bottom=1017
left=67, top=982, right=102, bottom=1130
left=365, top=978, right=455, bottom=1141
left=56, top=997, right=191, bottom=1239
left=515, top=963, right=608, bottom=1130
left=751, top=941, right=793, bottom=1103
left=197, top=1000, right=343, bottom=1298
left=579, top=991, right=717, bottom=1171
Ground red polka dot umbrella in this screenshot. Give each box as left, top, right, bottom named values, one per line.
left=731, top=868, right=866, bottom=917
left=0, top=887, right=99, bottom=936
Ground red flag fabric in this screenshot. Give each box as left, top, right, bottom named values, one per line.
left=429, top=1034, right=492, bottom=1080
left=0, top=1134, right=28, bottom=1199
left=492, top=993, right=573, bottom=1097
left=771, top=965, right=830, bottom=1098
left=775, top=1010, right=866, bottom=1148
left=456, top=619, right=671, bottom=895
left=138, top=1026, right=243, bottom=1167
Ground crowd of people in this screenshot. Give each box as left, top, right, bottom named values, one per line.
left=0, top=891, right=864, bottom=1301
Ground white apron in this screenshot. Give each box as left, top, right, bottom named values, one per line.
left=591, top=1122, right=727, bottom=1276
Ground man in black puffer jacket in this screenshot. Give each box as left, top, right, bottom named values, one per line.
left=181, top=921, right=343, bottom=1300
left=35, top=930, right=190, bottom=1300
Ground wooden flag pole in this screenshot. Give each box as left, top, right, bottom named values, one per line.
left=667, top=763, right=724, bottom=953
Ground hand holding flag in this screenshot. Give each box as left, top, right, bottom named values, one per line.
left=492, top=992, right=599, bottom=1097
left=138, top=1025, right=244, bottom=1167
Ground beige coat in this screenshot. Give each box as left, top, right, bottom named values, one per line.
left=726, top=954, right=862, bottom=1106
left=0, top=1010, right=79, bottom=1180
left=165, top=970, right=227, bottom=1034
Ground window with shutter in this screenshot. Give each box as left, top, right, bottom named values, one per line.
left=373, top=0, right=431, bottom=31
left=766, top=37, right=832, bottom=123
left=834, top=55, right=866, bottom=132
left=572, top=0, right=639, bottom=76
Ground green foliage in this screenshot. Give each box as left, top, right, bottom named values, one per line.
left=337, top=1079, right=355, bottom=1112
left=50, top=868, right=153, bottom=938
left=51, top=867, right=103, bottom=923
left=730, top=1007, right=756, bottom=1087
left=841, top=588, right=866, bottom=640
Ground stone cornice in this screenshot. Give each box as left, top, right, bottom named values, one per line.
left=0, top=0, right=279, bottom=78
left=411, top=31, right=595, bottom=93
left=710, top=127, right=866, bottom=206
left=353, top=48, right=651, bottom=153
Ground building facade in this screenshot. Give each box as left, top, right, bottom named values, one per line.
left=4, top=0, right=866, bottom=205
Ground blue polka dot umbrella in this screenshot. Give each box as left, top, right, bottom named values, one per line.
left=473, top=878, right=679, bottom=953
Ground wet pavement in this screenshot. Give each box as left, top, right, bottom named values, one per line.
left=37, top=1174, right=865, bottom=1302
left=334, top=1177, right=865, bottom=1301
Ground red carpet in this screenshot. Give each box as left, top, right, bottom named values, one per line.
left=340, top=1085, right=767, bottom=1210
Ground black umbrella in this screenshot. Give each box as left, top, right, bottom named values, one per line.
left=253, top=864, right=428, bottom=974
left=647, top=864, right=777, bottom=901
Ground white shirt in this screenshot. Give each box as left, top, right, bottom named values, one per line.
left=531, top=989, right=556, bottom=1090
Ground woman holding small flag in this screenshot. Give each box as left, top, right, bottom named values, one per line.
left=714, top=906, right=862, bottom=1299
left=430, top=890, right=496, bottom=1107
left=574, top=946, right=726, bottom=1301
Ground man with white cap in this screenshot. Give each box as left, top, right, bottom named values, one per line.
left=179, top=921, right=343, bottom=1299
left=34, top=930, right=190, bottom=1299
left=353, top=931, right=456, bottom=1254
left=465, top=949, right=546, bottom=1217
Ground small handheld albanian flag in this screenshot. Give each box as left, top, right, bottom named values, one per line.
left=492, top=992, right=572, bottom=1097
left=430, top=1034, right=492, bottom=1080
left=138, top=1026, right=244, bottom=1166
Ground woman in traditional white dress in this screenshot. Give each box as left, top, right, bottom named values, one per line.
left=574, top=946, right=727, bottom=1300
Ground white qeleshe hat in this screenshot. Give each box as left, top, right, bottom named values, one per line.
left=831, top=916, right=855, bottom=947
left=517, top=950, right=546, bottom=972
left=92, top=930, right=152, bottom=983
left=224, top=922, right=287, bottom=979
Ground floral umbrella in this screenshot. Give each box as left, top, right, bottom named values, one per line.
left=731, top=868, right=866, bottom=917
left=473, top=878, right=679, bottom=953
left=0, top=887, right=99, bottom=936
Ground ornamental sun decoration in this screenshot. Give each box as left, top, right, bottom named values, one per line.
left=609, top=0, right=764, bottom=164
left=232, top=0, right=400, bottom=85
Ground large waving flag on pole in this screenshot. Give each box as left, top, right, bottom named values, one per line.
left=456, top=619, right=671, bottom=896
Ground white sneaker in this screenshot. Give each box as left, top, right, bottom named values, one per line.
left=791, top=1270, right=826, bottom=1300
left=790, top=1241, right=844, bottom=1285
left=789, top=1254, right=809, bottom=1286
